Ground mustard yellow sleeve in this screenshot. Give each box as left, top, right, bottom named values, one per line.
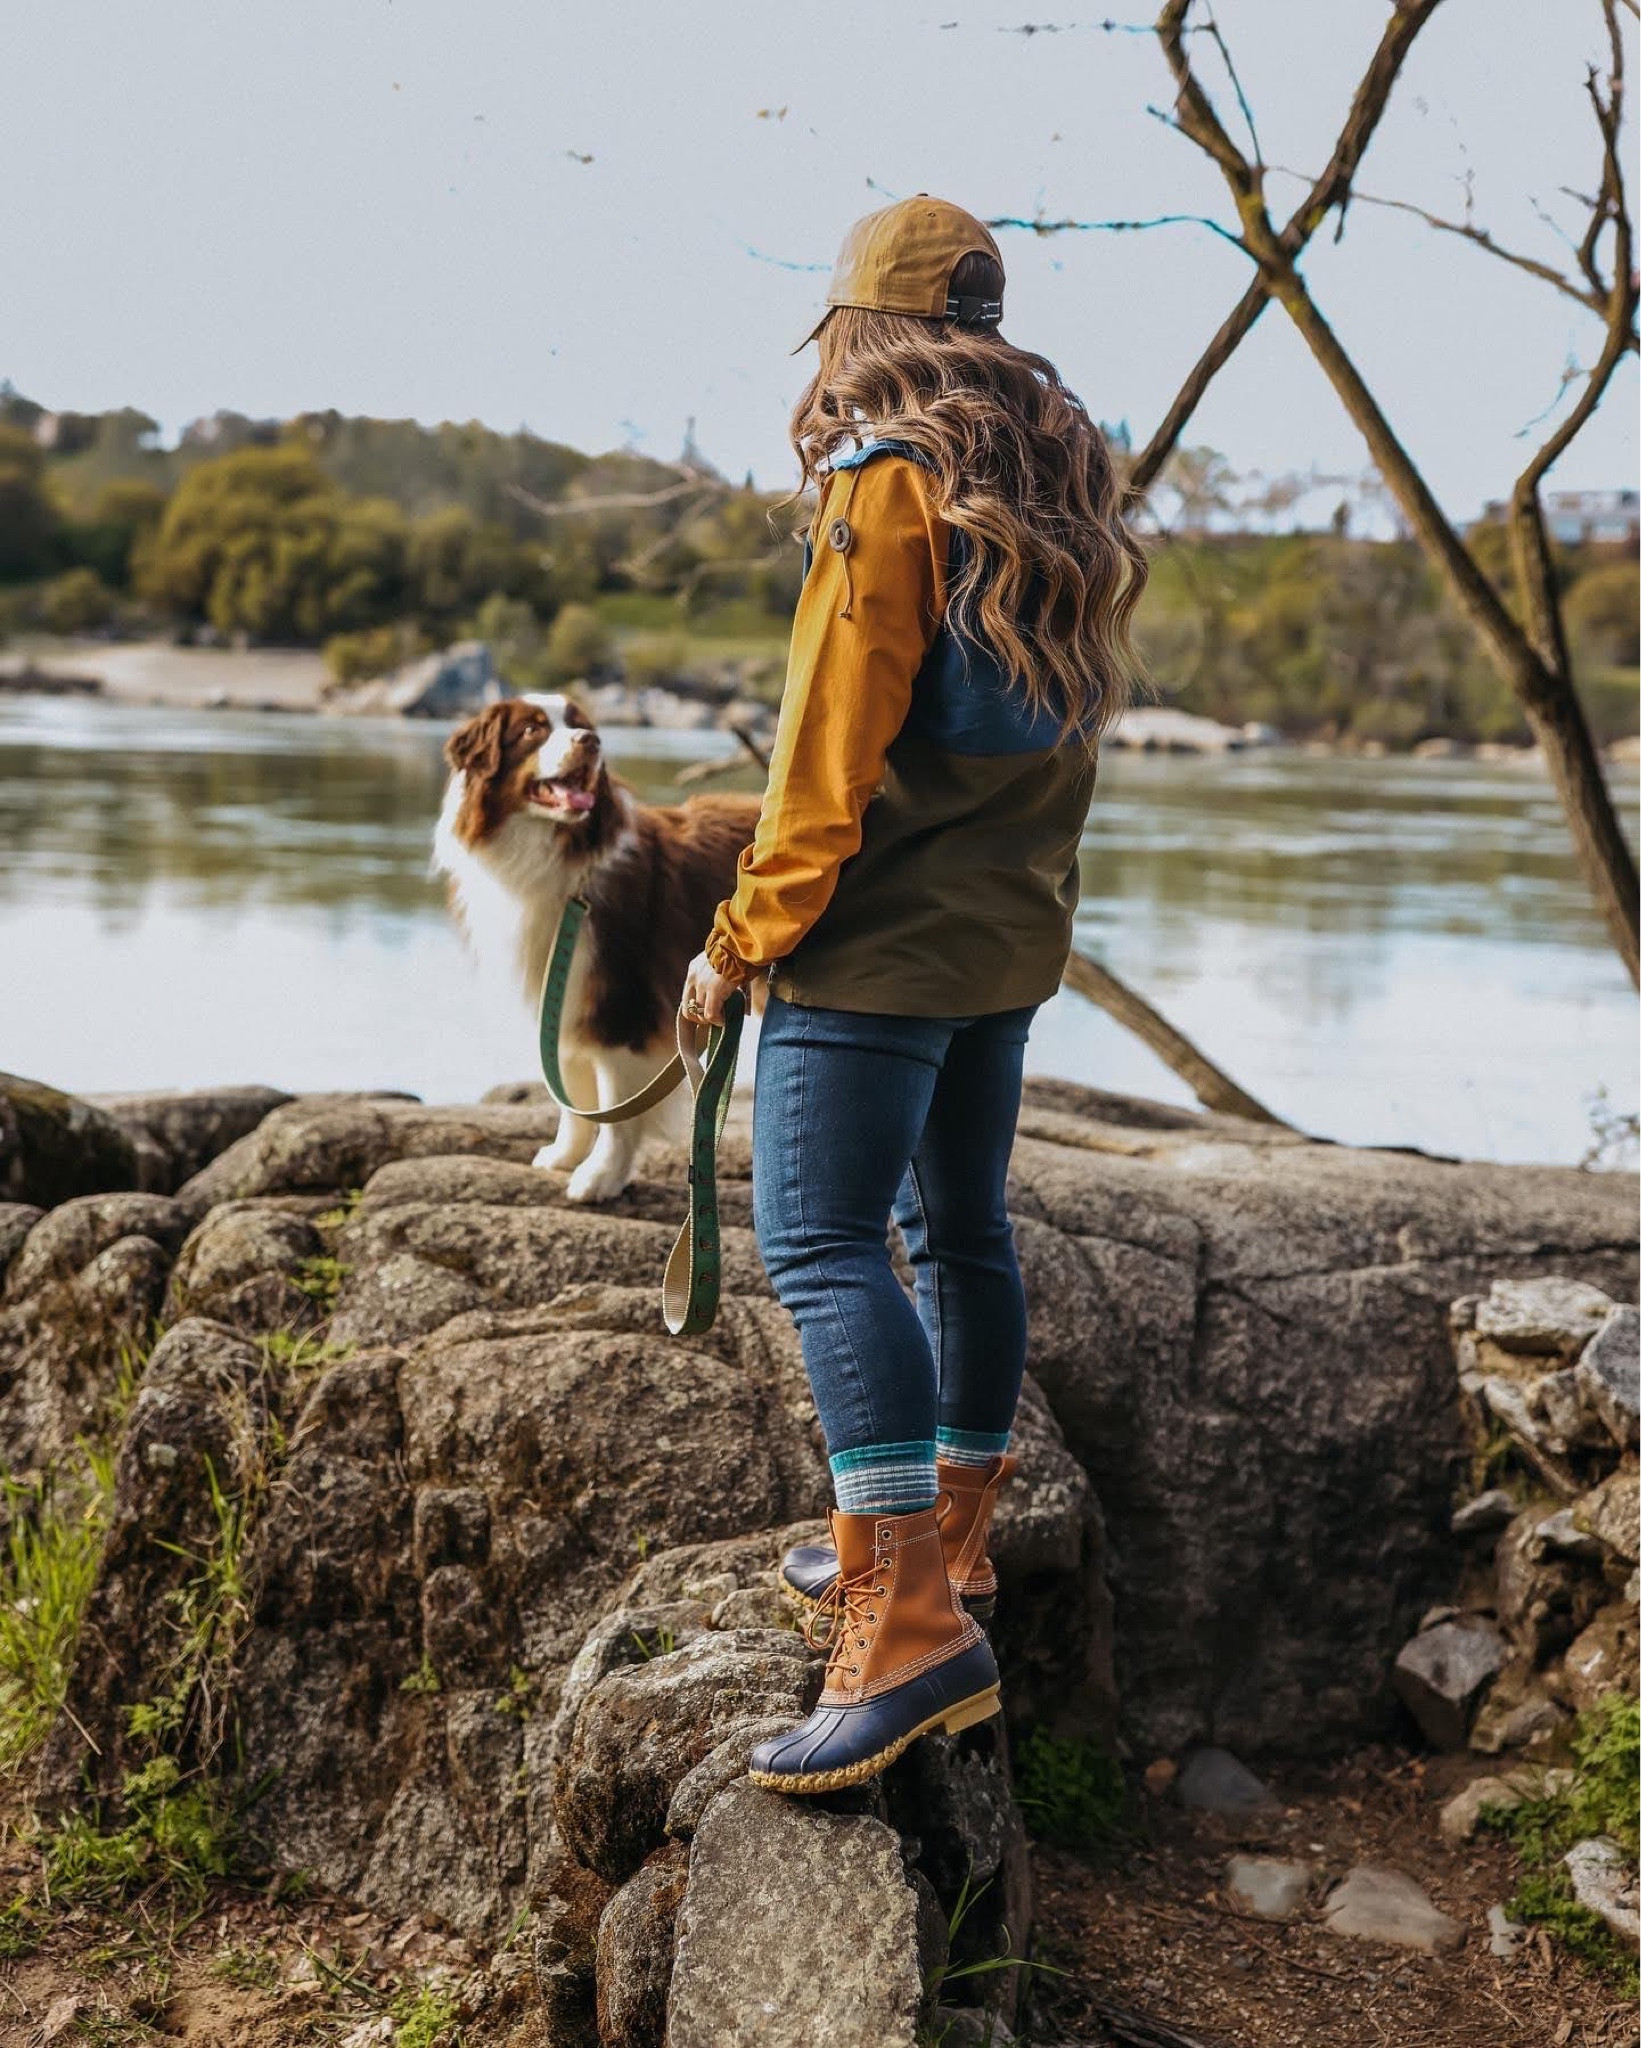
left=706, top=458, right=946, bottom=978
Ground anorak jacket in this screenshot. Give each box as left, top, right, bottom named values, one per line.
left=705, top=442, right=1097, bottom=1015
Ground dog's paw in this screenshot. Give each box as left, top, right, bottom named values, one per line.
left=533, top=1136, right=579, bottom=1173
left=565, top=1157, right=633, bottom=1205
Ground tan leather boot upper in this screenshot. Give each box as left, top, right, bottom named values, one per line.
left=935, top=1453, right=1016, bottom=1600
left=813, top=1507, right=981, bottom=1708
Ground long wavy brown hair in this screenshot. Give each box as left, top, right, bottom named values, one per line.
left=789, top=253, right=1148, bottom=743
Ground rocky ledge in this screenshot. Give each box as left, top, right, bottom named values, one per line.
left=0, top=1070, right=1634, bottom=2044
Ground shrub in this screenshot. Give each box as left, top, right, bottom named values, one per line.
left=1011, top=1731, right=1127, bottom=1850
left=542, top=601, right=614, bottom=684
left=623, top=630, right=692, bottom=687
left=37, top=565, right=117, bottom=634
left=1483, top=1693, right=1639, bottom=1991
left=324, top=621, right=430, bottom=685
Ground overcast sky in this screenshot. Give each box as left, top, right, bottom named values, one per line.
left=5, top=1, right=1635, bottom=519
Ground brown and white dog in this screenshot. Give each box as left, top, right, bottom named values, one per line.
left=433, top=693, right=761, bottom=1203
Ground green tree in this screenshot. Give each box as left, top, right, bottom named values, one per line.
left=61, top=478, right=167, bottom=590
left=137, top=445, right=406, bottom=641
left=1565, top=561, right=1641, bottom=668
left=0, top=426, right=58, bottom=582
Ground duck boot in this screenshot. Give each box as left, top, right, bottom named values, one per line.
left=749, top=1505, right=1001, bottom=1795
left=781, top=1454, right=1016, bottom=1627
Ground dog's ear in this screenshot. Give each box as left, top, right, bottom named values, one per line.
left=445, top=704, right=508, bottom=778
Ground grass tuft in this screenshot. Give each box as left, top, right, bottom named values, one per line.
left=0, top=1450, right=115, bottom=1777
left=1483, top=1693, right=1639, bottom=1992
left=392, top=1982, right=464, bottom=2048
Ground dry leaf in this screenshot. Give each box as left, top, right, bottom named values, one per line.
left=39, top=1993, right=83, bottom=2042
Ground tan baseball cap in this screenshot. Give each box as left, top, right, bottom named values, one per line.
left=793, top=194, right=1005, bottom=352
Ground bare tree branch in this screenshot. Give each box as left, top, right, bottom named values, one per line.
left=1264, top=167, right=1627, bottom=328
left=1151, top=0, right=1639, bottom=981
left=506, top=468, right=716, bottom=519
left=985, top=208, right=1243, bottom=243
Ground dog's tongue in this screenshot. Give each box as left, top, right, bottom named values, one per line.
left=559, top=787, right=596, bottom=813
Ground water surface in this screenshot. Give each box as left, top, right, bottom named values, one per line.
left=1, top=695, right=1633, bottom=1165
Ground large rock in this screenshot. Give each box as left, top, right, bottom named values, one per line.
left=1471, top=1277, right=1616, bottom=1355
left=1577, top=1306, right=1639, bottom=1448
left=1392, top=1620, right=1506, bottom=1749
left=666, top=1779, right=933, bottom=2048
left=556, top=1631, right=816, bottom=1884
left=323, top=639, right=502, bottom=719
left=1006, top=1080, right=1635, bottom=1755
left=0, top=1071, right=138, bottom=1207
left=38, top=1318, right=273, bottom=1790
left=0, top=1193, right=191, bottom=1475
left=594, top=1843, right=688, bottom=2048
left=1321, top=1865, right=1462, bottom=1953
left=91, top=1085, right=291, bottom=1193
left=1564, top=1838, right=1640, bottom=1946
left=224, top=1285, right=829, bottom=1936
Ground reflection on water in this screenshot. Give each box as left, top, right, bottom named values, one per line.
left=1, top=695, right=1634, bottom=1165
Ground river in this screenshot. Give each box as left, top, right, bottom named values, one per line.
left=1, top=693, right=1633, bottom=1166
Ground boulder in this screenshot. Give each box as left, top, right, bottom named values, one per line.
left=1574, top=1470, right=1640, bottom=1566
left=1496, top=1507, right=1607, bottom=1660
left=1321, top=1865, right=1462, bottom=1953
left=1224, top=1854, right=1314, bottom=1920
left=1450, top=1489, right=1517, bottom=1542
left=1563, top=1837, right=1640, bottom=1946
left=1393, top=1619, right=1507, bottom=1750
left=556, top=1631, right=816, bottom=1884
left=665, top=1780, right=933, bottom=2048
left=90, top=1086, right=291, bottom=1193
left=1472, top=1277, right=1617, bottom=1356
left=0, top=1194, right=190, bottom=1475
left=1005, top=1081, right=1635, bottom=1755
left=0, top=1071, right=138, bottom=1207
left=1576, top=1306, right=1639, bottom=1448
left=1560, top=1602, right=1639, bottom=1713
left=0, top=1203, right=43, bottom=1282
left=1175, top=1746, right=1275, bottom=1811
left=38, top=1318, right=274, bottom=1791
left=595, top=1843, right=688, bottom=2048
left=164, top=1198, right=329, bottom=1333
left=324, top=640, right=503, bottom=720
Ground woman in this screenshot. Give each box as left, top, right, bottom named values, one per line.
left=681, top=194, right=1147, bottom=1794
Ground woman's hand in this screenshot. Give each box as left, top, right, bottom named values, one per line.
left=681, top=951, right=741, bottom=1027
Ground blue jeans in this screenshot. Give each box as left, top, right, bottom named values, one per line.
left=751, top=993, right=1036, bottom=1460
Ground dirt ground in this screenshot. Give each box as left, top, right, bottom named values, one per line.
left=1028, top=1746, right=1638, bottom=2048
left=0, top=1746, right=1633, bottom=2046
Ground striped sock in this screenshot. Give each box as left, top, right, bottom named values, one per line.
left=936, top=1426, right=1011, bottom=1468
left=830, top=1440, right=938, bottom=1515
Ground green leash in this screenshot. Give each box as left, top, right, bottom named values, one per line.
left=537, top=894, right=744, bottom=1337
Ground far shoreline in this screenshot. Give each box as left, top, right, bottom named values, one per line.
left=2, top=634, right=1636, bottom=767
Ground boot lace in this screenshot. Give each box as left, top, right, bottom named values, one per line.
left=802, top=1556, right=888, bottom=1680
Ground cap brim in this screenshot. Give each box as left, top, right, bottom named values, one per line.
left=790, top=309, right=831, bottom=355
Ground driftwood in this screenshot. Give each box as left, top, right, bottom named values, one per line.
left=1060, top=947, right=1287, bottom=1126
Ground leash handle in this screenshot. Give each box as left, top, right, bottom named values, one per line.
left=662, top=992, right=744, bottom=1336
left=537, top=891, right=743, bottom=1336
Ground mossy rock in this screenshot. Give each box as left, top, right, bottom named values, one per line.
left=0, top=1071, right=138, bottom=1209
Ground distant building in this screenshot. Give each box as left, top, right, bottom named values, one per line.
left=1475, top=488, right=1640, bottom=546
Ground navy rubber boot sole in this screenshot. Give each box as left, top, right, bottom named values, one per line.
left=779, top=1543, right=995, bottom=1628
left=747, top=1637, right=1001, bottom=1794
